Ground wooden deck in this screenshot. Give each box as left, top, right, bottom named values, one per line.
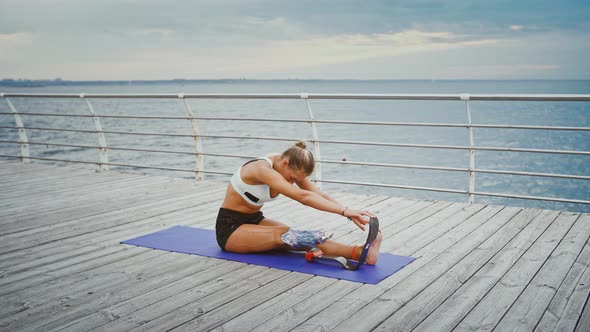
left=0, top=160, right=589, bottom=332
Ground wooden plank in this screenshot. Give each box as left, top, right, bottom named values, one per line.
left=244, top=280, right=360, bottom=332
left=0, top=172, right=160, bottom=196
left=0, top=174, right=296, bottom=233
left=0, top=243, right=107, bottom=278
left=495, top=213, right=590, bottom=330
left=37, top=198, right=368, bottom=330
left=0, top=174, right=193, bottom=215
left=0, top=168, right=96, bottom=189
left=413, top=208, right=555, bottom=331
left=537, top=230, right=590, bottom=331
left=382, top=200, right=454, bottom=231
left=0, top=159, right=20, bottom=165
left=0, top=163, right=105, bottom=183
left=327, top=199, right=424, bottom=251
left=373, top=207, right=544, bottom=331
left=0, top=180, right=300, bottom=330
left=0, top=168, right=214, bottom=199
left=0, top=185, right=222, bottom=240
left=0, top=195, right=224, bottom=274
left=229, top=205, right=520, bottom=330
left=294, top=204, right=501, bottom=332
left=0, top=168, right=149, bottom=197
left=0, top=162, right=92, bottom=178
left=455, top=212, right=581, bottom=331
left=0, top=180, right=222, bottom=236
left=331, top=206, right=519, bottom=331
left=309, top=196, right=416, bottom=245
left=0, top=184, right=220, bottom=239
left=165, top=272, right=314, bottom=332
left=108, top=268, right=297, bottom=331
left=0, top=160, right=90, bottom=172
left=2, top=199, right=225, bottom=288
left=209, top=277, right=339, bottom=332
left=2, top=191, right=228, bottom=278
left=575, top=291, right=590, bottom=332
left=4, top=175, right=219, bottom=215
left=0, top=163, right=203, bottom=202
left=338, top=198, right=444, bottom=252
left=50, top=262, right=246, bottom=331
left=379, top=202, right=471, bottom=252
left=334, top=200, right=453, bottom=247
left=12, top=258, right=241, bottom=332
left=335, top=197, right=419, bottom=235
left=0, top=249, right=170, bottom=307
left=388, top=202, right=487, bottom=254
left=0, top=246, right=149, bottom=296
left=0, top=249, right=179, bottom=325
left=0, top=175, right=156, bottom=206
left=0, top=185, right=226, bottom=254
left=328, top=199, right=436, bottom=246
left=378, top=206, right=511, bottom=294
left=0, top=177, right=184, bottom=223
left=0, top=161, right=588, bottom=331
left=0, top=195, right=220, bottom=264
left=1, top=208, right=222, bottom=296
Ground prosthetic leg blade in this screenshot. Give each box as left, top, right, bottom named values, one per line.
left=301, top=216, right=380, bottom=271
left=344, top=216, right=380, bottom=270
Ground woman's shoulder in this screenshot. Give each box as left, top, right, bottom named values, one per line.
left=242, top=156, right=274, bottom=175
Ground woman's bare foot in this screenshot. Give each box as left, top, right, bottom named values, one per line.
left=365, top=230, right=383, bottom=265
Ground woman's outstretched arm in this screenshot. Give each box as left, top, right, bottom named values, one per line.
left=257, top=167, right=374, bottom=230
left=296, top=177, right=339, bottom=204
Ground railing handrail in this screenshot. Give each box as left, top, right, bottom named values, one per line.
left=2, top=113, right=590, bottom=131
left=2, top=138, right=590, bottom=179
left=2, top=92, right=590, bottom=101
left=1, top=92, right=589, bottom=209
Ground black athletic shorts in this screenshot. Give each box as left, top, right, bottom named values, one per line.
left=215, top=207, right=265, bottom=251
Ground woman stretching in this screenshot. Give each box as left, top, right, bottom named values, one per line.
left=216, top=141, right=383, bottom=265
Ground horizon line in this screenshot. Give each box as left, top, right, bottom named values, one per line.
left=2, top=78, right=589, bottom=83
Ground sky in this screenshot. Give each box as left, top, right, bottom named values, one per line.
left=1, top=0, right=589, bottom=80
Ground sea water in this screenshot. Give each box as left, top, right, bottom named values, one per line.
left=1, top=80, right=589, bottom=212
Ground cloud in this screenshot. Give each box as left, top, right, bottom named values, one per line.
left=129, top=28, right=176, bottom=37
left=244, top=29, right=499, bottom=72
left=1, top=1, right=588, bottom=79
left=0, top=32, right=33, bottom=44
left=69, top=28, right=502, bottom=79
left=0, top=32, right=34, bottom=61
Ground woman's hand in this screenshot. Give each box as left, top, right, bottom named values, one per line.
left=343, top=208, right=375, bottom=231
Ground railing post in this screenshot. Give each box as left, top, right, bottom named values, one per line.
left=180, top=94, right=204, bottom=181
left=301, top=93, right=322, bottom=186
left=3, top=94, right=30, bottom=163
left=81, top=93, right=109, bottom=172
left=461, top=94, right=475, bottom=204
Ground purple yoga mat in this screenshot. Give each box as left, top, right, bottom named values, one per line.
left=121, top=225, right=415, bottom=284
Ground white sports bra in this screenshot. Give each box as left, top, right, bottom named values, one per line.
left=230, top=157, right=279, bottom=206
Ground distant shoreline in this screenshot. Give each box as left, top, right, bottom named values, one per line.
left=2, top=78, right=589, bottom=88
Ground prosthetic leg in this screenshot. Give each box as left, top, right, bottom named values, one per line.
left=280, top=228, right=333, bottom=250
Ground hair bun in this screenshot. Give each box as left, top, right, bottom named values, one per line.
left=295, top=140, right=307, bottom=149
left=282, top=140, right=315, bottom=175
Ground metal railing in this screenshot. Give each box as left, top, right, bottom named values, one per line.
left=1, top=92, right=589, bottom=207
